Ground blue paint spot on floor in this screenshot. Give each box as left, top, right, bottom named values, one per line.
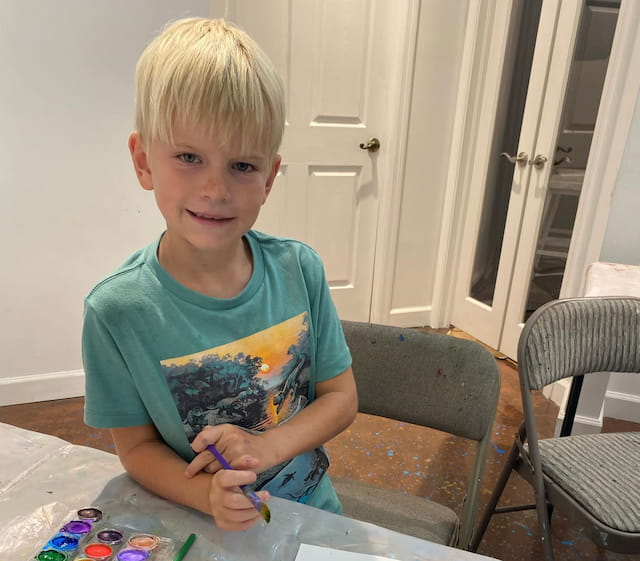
left=492, top=441, right=506, bottom=454
left=387, top=450, right=394, bottom=456
left=561, top=540, right=574, bottom=546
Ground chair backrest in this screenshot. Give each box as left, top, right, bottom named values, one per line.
left=341, top=321, right=499, bottom=443
left=518, top=297, right=640, bottom=391
left=341, top=321, right=500, bottom=549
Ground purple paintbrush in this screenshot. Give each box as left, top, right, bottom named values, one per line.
left=207, top=444, right=271, bottom=523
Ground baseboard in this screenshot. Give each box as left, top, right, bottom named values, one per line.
left=543, top=379, right=571, bottom=407
left=553, top=412, right=602, bottom=437
left=604, top=389, right=640, bottom=424
left=544, top=379, right=603, bottom=436
left=0, top=370, right=85, bottom=406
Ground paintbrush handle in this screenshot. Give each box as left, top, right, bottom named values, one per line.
left=206, top=444, right=257, bottom=494
left=207, top=444, right=233, bottom=470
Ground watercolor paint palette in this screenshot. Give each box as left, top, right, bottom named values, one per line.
left=33, top=506, right=178, bottom=561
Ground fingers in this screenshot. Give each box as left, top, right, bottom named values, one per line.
left=190, top=424, right=224, bottom=453
left=186, top=424, right=262, bottom=479
left=204, top=454, right=259, bottom=474
left=209, top=467, right=267, bottom=531
left=185, top=451, right=259, bottom=479
left=185, top=425, right=229, bottom=478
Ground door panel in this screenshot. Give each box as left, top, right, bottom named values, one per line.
left=499, top=0, right=584, bottom=356
left=452, top=0, right=620, bottom=359
left=452, top=0, right=551, bottom=349
left=229, top=0, right=394, bottom=321
left=505, top=0, right=620, bottom=354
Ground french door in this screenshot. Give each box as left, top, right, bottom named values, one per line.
left=451, top=0, right=620, bottom=359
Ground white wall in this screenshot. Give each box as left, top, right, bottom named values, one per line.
left=0, top=1, right=210, bottom=405
left=1, top=0, right=470, bottom=406
left=599, top=88, right=640, bottom=422
left=600, top=96, right=640, bottom=265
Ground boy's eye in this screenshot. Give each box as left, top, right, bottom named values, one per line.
left=177, top=153, right=201, bottom=164
left=232, top=162, right=255, bottom=173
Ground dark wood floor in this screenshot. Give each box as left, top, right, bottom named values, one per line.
left=2, top=334, right=639, bottom=561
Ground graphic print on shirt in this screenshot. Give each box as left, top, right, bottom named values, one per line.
left=160, top=311, right=329, bottom=503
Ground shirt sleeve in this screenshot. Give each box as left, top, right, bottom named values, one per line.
left=300, top=247, right=352, bottom=384
left=82, top=299, right=152, bottom=428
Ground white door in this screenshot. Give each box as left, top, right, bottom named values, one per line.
left=451, top=0, right=620, bottom=358
left=221, top=1, right=409, bottom=321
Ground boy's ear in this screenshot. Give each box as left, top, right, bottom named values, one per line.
left=128, top=132, right=153, bottom=191
left=263, top=155, right=281, bottom=203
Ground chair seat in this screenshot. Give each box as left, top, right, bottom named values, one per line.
left=539, top=432, right=640, bottom=533
left=333, top=478, right=459, bottom=545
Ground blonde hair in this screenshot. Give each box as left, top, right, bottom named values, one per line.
left=134, top=17, right=285, bottom=158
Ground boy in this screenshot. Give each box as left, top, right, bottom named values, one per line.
left=82, top=17, right=357, bottom=531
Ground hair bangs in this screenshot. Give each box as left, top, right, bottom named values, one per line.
left=134, top=18, right=284, bottom=158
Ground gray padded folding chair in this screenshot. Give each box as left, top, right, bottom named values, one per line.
left=471, top=297, right=640, bottom=560
left=334, top=321, right=500, bottom=550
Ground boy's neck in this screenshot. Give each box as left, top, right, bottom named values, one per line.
left=157, top=233, right=254, bottom=299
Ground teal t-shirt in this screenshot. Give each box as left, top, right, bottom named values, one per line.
left=82, top=230, right=351, bottom=512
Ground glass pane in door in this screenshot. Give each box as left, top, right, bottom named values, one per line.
left=524, top=0, right=620, bottom=319
left=469, top=0, right=542, bottom=306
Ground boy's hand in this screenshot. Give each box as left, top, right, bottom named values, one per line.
left=185, top=424, right=272, bottom=478
left=208, top=458, right=271, bottom=531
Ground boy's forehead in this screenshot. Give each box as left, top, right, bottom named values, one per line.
left=169, top=120, right=266, bottom=156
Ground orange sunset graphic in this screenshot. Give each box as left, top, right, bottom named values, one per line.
left=161, top=312, right=311, bottom=439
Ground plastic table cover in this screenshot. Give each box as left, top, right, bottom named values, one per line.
left=0, top=423, right=499, bottom=561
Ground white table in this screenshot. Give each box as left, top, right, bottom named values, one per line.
left=0, top=423, right=499, bottom=561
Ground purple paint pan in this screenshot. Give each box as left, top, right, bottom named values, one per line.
left=117, top=549, right=150, bottom=561
left=61, top=520, right=93, bottom=535
left=96, top=528, right=125, bottom=545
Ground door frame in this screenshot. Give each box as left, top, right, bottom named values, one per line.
left=434, top=0, right=640, bottom=333
left=369, top=0, right=421, bottom=323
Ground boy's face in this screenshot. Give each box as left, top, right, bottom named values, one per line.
left=129, top=121, right=280, bottom=256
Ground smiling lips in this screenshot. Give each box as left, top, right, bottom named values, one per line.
left=188, top=209, right=232, bottom=222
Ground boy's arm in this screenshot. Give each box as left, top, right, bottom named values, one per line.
left=264, top=366, right=358, bottom=465
left=111, top=423, right=267, bottom=529
left=111, top=424, right=213, bottom=512
left=187, top=367, right=358, bottom=474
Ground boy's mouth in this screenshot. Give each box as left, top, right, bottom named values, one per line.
left=187, top=210, right=232, bottom=222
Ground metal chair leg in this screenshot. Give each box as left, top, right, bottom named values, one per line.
left=535, top=488, right=555, bottom=561
left=529, top=440, right=555, bottom=560
left=469, top=437, right=520, bottom=551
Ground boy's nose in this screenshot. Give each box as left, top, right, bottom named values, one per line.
left=202, top=175, right=230, bottom=201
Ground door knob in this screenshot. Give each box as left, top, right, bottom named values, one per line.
left=529, top=154, right=548, bottom=169
left=500, top=152, right=528, bottom=166
left=359, top=137, right=381, bottom=152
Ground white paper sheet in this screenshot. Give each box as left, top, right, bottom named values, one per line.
left=295, top=543, right=396, bottom=561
